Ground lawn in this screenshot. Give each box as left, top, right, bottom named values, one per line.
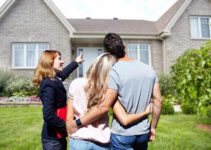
left=0, top=106, right=210, bottom=150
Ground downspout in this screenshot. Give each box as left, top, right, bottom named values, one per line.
left=158, top=31, right=170, bottom=74
left=162, top=38, right=167, bottom=74
left=158, top=36, right=167, bottom=74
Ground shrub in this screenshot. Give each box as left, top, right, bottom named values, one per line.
left=181, top=102, right=197, bottom=114
left=171, top=40, right=211, bottom=115
left=4, top=76, right=38, bottom=97
left=158, top=74, right=175, bottom=97
left=161, top=95, right=174, bottom=115
left=207, top=106, right=211, bottom=118
left=0, top=70, right=12, bottom=96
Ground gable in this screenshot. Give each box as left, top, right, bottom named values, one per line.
left=0, top=0, right=75, bottom=35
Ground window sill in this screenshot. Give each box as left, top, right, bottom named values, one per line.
left=10, top=67, right=35, bottom=70
left=190, top=38, right=211, bottom=41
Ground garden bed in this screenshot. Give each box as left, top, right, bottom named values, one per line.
left=0, top=96, right=41, bottom=106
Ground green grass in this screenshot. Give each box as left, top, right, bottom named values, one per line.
left=148, top=114, right=211, bottom=150
left=0, top=107, right=210, bottom=150
left=0, top=106, right=42, bottom=150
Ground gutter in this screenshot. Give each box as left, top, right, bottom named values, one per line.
left=158, top=34, right=167, bottom=74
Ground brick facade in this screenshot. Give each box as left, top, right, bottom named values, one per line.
left=165, top=0, right=211, bottom=73
left=0, top=0, right=210, bottom=77
left=0, top=0, right=71, bottom=77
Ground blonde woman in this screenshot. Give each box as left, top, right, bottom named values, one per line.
left=66, top=53, right=151, bottom=150
left=33, top=50, right=83, bottom=150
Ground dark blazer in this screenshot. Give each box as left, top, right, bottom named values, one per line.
left=39, top=61, right=78, bottom=140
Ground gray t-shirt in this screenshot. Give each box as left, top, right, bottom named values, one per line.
left=108, top=60, right=158, bottom=136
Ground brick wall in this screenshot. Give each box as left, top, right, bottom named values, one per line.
left=165, top=0, right=211, bottom=73
left=0, top=0, right=71, bottom=77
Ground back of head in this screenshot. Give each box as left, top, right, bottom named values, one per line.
left=103, top=33, right=126, bottom=59
left=32, top=50, right=61, bottom=86
left=86, top=53, right=116, bottom=110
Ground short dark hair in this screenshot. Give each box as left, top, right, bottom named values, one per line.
left=103, top=33, right=125, bottom=58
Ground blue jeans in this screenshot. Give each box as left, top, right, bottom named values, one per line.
left=42, top=138, right=67, bottom=150
left=111, top=133, right=149, bottom=150
left=70, top=138, right=110, bottom=150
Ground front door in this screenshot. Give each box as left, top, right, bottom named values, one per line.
left=77, top=47, right=104, bottom=77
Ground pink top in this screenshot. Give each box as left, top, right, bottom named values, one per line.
left=68, top=78, right=110, bottom=143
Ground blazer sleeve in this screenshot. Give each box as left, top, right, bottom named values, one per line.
left=41, top=80, right=66, bottom=133
left=56, top=61, right=78, bottom=81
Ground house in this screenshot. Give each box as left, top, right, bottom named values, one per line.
left=0, top=0, right=210, bottom=80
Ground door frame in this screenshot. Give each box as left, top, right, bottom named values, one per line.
left=76, top=47, right=104, bottom=77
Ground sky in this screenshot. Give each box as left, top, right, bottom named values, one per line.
left=0, top=0, right=177, bottom=21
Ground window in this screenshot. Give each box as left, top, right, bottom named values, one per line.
left=127, top=44, right=151, bottom=65
left=190, top=16, right=211, bottom=39
left=12, top=43, right=49, bottom=68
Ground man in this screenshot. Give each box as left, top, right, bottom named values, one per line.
left=67, top=33, right=162, bottom=149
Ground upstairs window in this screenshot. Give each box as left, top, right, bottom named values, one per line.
left=190, top=16, right=211, bottom=39
left=12, top=43, right=49, bottom=68
left=127, top=44, right=151, bottom=65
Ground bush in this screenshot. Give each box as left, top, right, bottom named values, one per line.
left=207, top=106, right=211, bottom=118
left=158, top=74, right=175, bottom=97
left=200, top=105, right=211, bottom=118
left=171, top=40, right=211, bottom=115
left=4, top=76, right=38, bottom=97
left=0, top=70, right=12, bottom=96
left=181, top=102, right=197, bottom=114
left=161, top=95, right=174, bottom=115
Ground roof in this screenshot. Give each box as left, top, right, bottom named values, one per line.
left=68, top=0, right=191, bottom=37
left=0, top=0, right=192, bottom=38
left=156, top=0, right=187, bottom=32
left=68, top=19, right=158, bottom=35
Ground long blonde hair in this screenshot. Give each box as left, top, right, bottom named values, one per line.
left=85, top=53, right=116, bottom=110
left=33, top=50, right=61, bottom=86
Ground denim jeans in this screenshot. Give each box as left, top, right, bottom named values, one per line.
left=42, top=138, right=67, bottom=150
left=70, top=138, right=110, bottom=150
left=111, top=133, right=149, bottom=150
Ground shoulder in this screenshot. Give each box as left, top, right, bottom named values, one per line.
left=69, top=78, right=87, bottom=88
left=136, top=61, right=155, bottom=72
left=40, top=78, right=56, bottom=89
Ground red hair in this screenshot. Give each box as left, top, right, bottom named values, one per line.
left=33, top=50, right=61, bottom=86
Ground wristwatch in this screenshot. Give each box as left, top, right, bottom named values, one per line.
left=75, top=118, right=83, bottom=127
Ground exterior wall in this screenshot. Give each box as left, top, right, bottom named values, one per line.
left=0, top=0, right=71, bottom=77
left=124, top=39, right=163, bottom=74
left=165, top=0, right=211, bottom=73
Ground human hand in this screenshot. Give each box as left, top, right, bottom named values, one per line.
left=66, top=119, right=78, bottom=136
left=75, top=52, right=84, bottom=64
left=149, top=127, right=156, bottom=141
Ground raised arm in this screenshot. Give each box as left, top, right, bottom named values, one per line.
left=113, top=101, right=151, bottom=126
left=57, top=53, right=84, bottom=81
left=150, top=83, right=162, bottom=141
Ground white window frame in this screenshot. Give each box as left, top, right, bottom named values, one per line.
left=190, top=16, right=211, bottom=39
left=127, top=44, right=151, bottom=66
left=12, top=43, right=49, bottom=69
